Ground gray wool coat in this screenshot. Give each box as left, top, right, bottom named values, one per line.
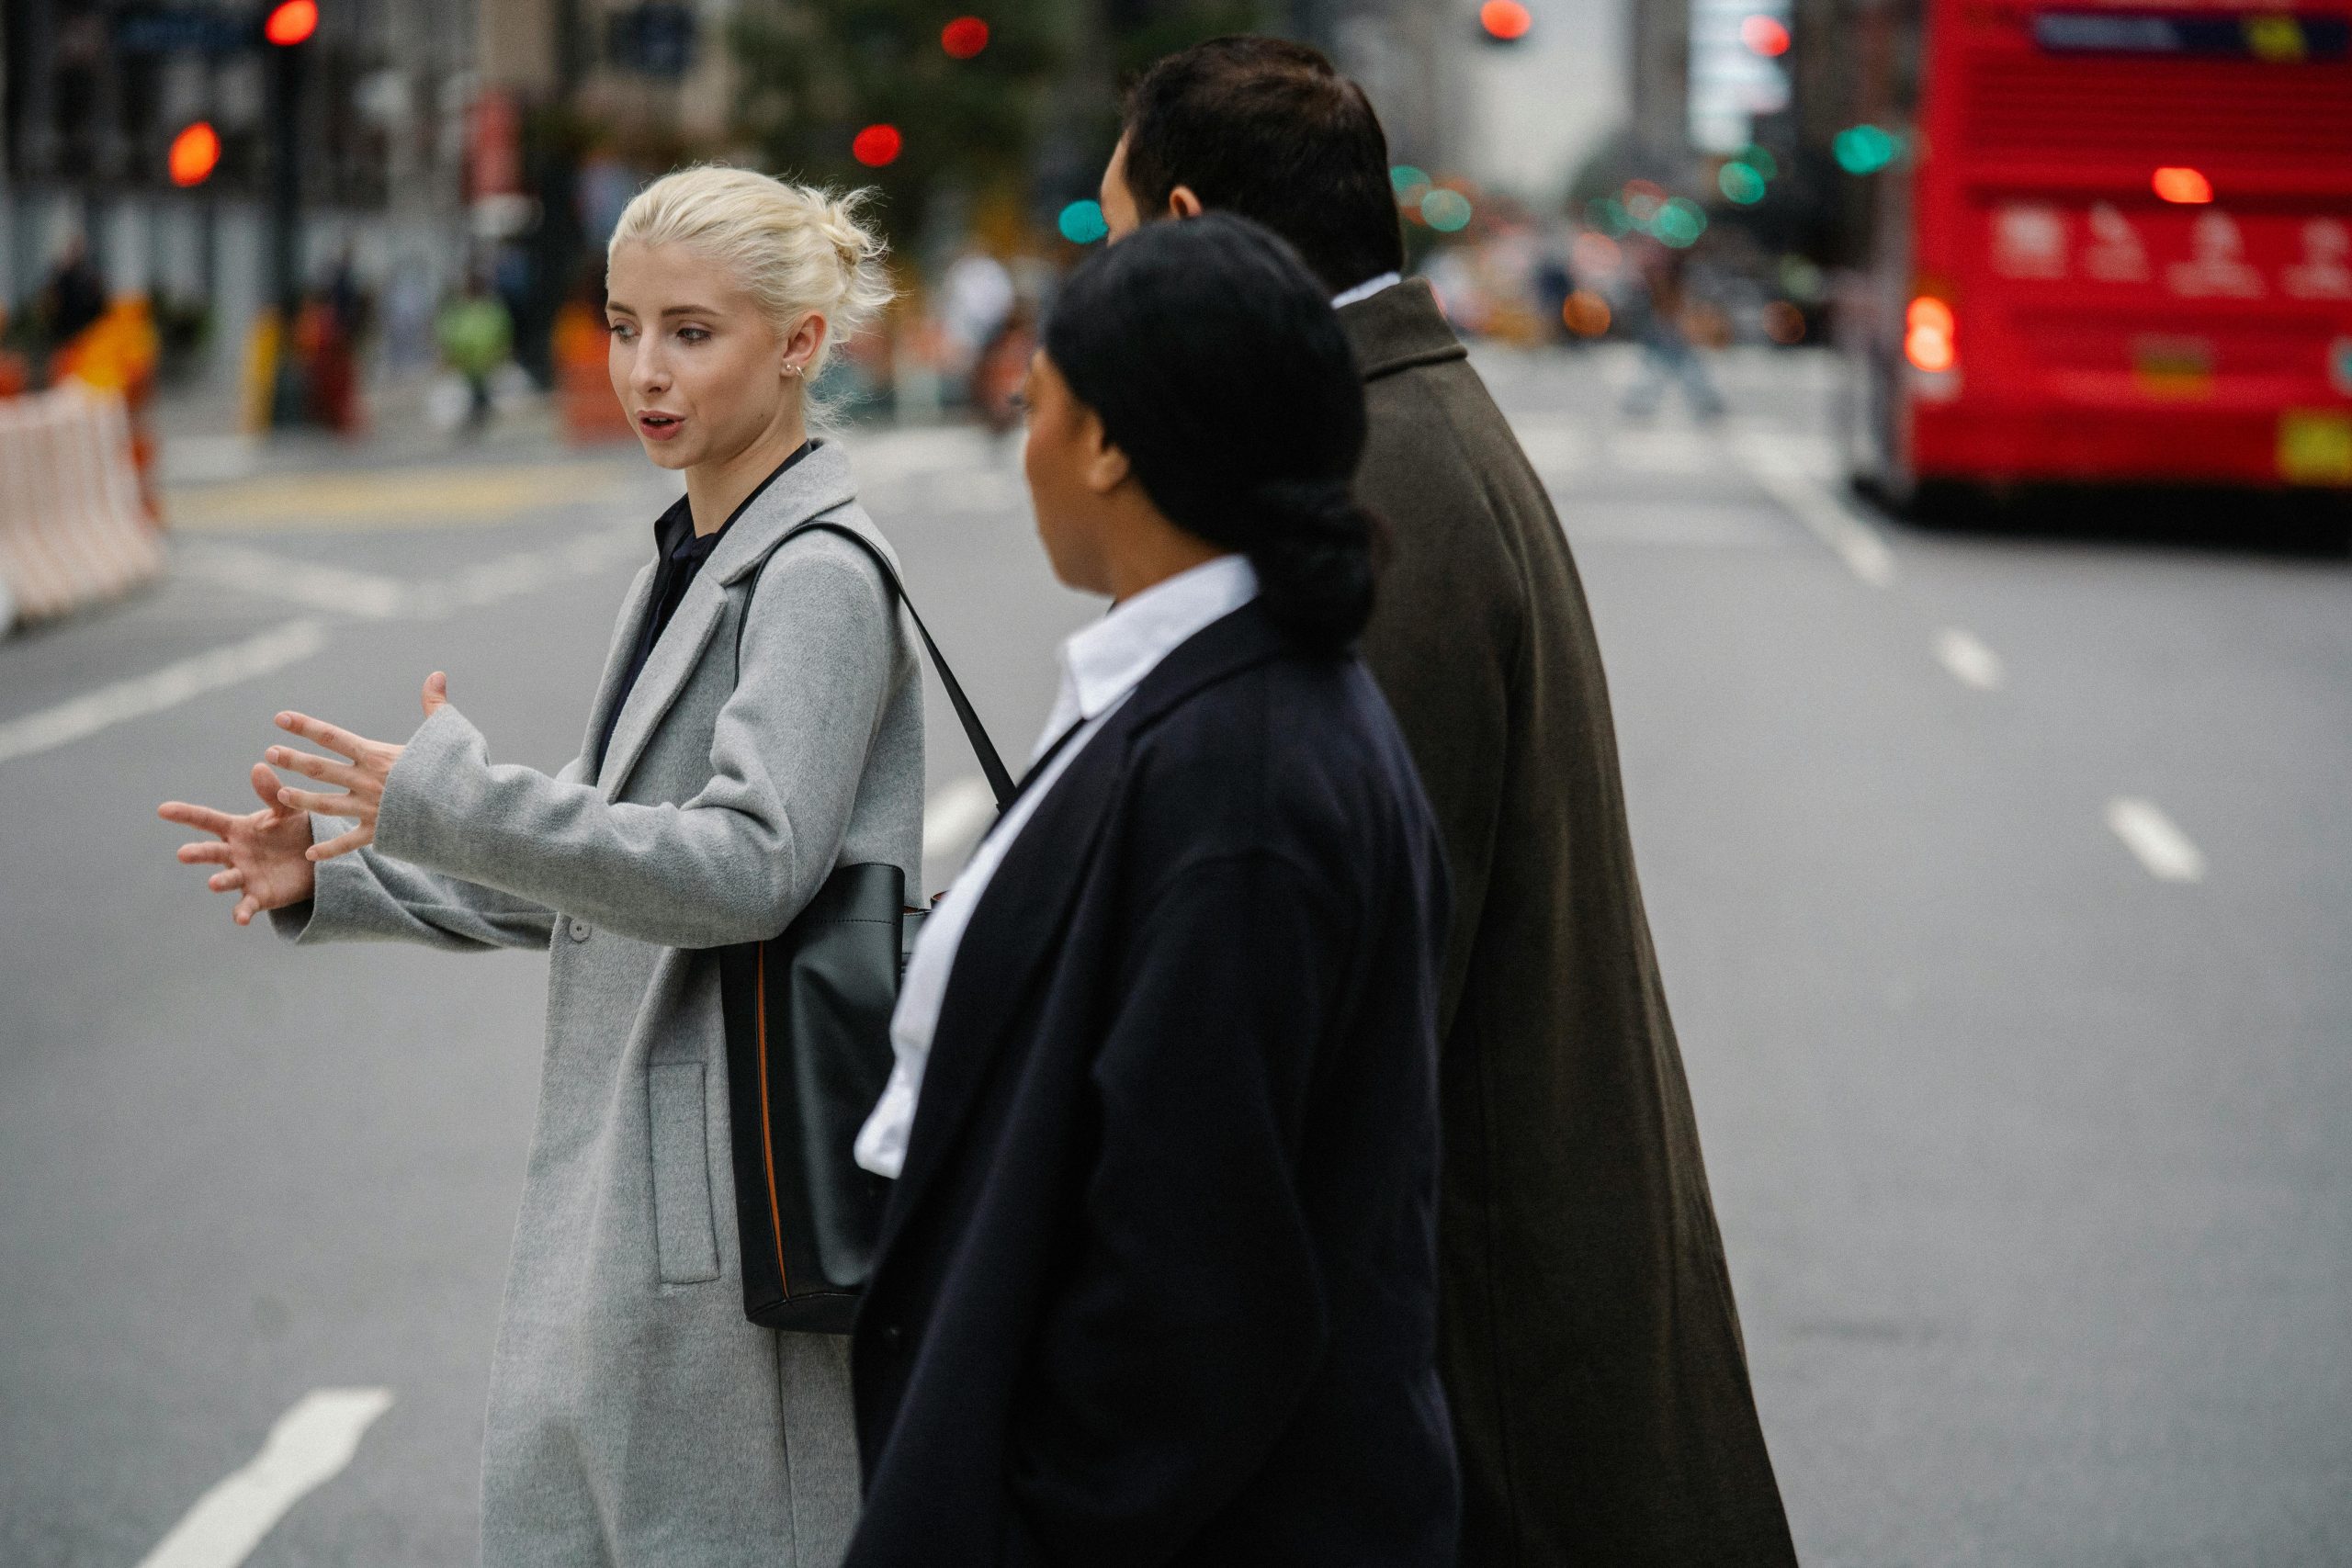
left=273, top=440, right=922, bottom=1568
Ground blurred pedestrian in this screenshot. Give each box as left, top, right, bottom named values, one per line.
left=435, top=275, right=513, bottom=437
left=1103, top=37, right=1797, bottom=1566
left=843, top=214, right=1456, bottom=1568
left=1621, top=241, right=1726, bottom=421
left=39, top=235, right=107, bottom=350
left=160, top=166, right=908, bottom=1567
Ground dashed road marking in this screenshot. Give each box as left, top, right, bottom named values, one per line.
left=1935, top=626, right=2007, bottom=690
left=133, top=1387, right=393, bottom=1568
left=0, top=618, right=326, bottom=766
left=1736, top=434, right=1897, bottom=587
left=2107, top=797, right=2207, bottom=883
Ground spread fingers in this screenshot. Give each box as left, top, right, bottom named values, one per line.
left=266, top=746, right=364, bottom=789
left=277, top=786, right=358, bottom=817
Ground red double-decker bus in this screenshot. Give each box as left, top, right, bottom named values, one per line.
left=1844, top=0, right=2352, bottom=503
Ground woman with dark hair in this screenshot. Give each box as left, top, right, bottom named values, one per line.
left=842, top=211, right=1459, bottom=1568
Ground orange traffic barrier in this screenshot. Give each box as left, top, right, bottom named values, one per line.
left=554, top=300, right=633, bottom=445
left=0, top=383, right=166, bottom=627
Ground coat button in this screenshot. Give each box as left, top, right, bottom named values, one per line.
left=569, top=918, right=592, bottom=942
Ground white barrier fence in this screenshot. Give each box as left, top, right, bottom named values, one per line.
left=0, top=384, right=166, bottom=631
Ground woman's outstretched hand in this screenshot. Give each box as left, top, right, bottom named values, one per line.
left=263, top=672, right=450, bottom=863
left=159, top=762, right=319, bottom=924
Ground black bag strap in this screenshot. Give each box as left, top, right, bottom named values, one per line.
left=754, top=516, right=1015, bottom=807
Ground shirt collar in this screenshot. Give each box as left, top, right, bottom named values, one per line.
left=1048, top=553, right=1261, bottom=739
left=1331, top=270, right=1405, bottom=310
left=655, top=439, right=815, bottom=558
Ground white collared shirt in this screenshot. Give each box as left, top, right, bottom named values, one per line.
left=1330, top=271, right=1404, bottom=310
left=853, top=553, right=1262, bottom=1179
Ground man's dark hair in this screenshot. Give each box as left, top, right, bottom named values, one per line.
left=1121, top=37, right=1404, bottom=296
left=1046, top=213, right=1379, bottom=650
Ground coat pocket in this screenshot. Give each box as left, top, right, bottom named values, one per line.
left=648, top=1062, right=722, bottom=1284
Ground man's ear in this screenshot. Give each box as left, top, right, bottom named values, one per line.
left=1166, top=185, right=1204, bottom=220
left=1081, top=410, right=1133, bottom=495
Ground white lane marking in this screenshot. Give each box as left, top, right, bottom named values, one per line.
left=1935, top=626, right=2006, bottom=690
left=1566, top=502, right=1781, bottom=548
left=173, top=520, right=647, bottom=622
left=175, top=542, right=412, bottom=620
left=2106, top=797, right=2207, bottom=883
left=1509, top=420, right=1593, bottom=478
left=1737, top=434, right=1896, bottom=587
left=0, top=618, right=325, bottom=766
left=1611, top=427, right=1724, bottom=475
left=134, top=1387, right=393, bottom=1568
left=923, top=774, right=998, bottom=865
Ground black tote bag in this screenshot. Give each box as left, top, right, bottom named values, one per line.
left=719, top=519, right=1012, bottom=1333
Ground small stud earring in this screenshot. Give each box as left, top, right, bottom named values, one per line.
left=786, top=363, right=804, bottom=378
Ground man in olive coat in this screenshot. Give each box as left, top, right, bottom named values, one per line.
left=1102, top=39, right=1800, bottom=1566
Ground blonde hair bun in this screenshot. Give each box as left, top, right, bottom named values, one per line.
left=609, top=164, right=894, bottom=384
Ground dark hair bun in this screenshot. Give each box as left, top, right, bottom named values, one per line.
left=1247, top=479, right=1377, bottom=649
left=1044, top=213, right=1379, bottom=651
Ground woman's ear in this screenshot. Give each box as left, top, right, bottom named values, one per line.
left=784, top=310, right=830, bottom=380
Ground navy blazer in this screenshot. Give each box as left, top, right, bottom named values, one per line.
left=844, top=600, right=1459, bottom=1568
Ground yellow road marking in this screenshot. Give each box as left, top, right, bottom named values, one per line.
left=165, top=459, right=647, bottom=534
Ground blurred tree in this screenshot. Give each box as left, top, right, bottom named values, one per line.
left=731, top=0, right=1071, bottom=248
left=1102, top=0, right=1271, bottom=78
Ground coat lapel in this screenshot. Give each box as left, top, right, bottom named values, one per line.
left=876, top=603, right=1293, bottom=1245
left=595, top=571, right=730, bottom=800
left=594, top=441, right=861, bottom=800
left=578, top=558, right=659, bottom=774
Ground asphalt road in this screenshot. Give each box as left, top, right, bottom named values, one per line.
left=4, top=345, right=2346, bottom=1567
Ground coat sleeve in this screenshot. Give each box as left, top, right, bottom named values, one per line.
left=364, top=547, right=899, bottom=949
left=1006, top=848, right=1351, bottom=1566
left=268, top=825, right=561, bottom=952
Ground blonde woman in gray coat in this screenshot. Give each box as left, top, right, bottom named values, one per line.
left=158, top=167, right=919, bottom=1567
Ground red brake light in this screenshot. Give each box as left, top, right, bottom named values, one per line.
left=1905, top=297, right=1956, bottom=372
left=2152, top=166, right=2212, bottom=204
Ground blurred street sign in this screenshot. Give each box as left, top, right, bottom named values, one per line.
left=607, top=3, right=697, bottom=76
left=113, top=7, right=252, bottom=54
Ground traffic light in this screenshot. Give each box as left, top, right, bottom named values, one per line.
left=169, top=121, right=221, bottom=186
left=941, top=16, right=989, bottom=58
left=264, top=0, right=318, bottom=46
left=1478, top=0, right=1532, bottom=43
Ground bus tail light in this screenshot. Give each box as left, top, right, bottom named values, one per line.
left=1905, top=297, right=1957, bottom=372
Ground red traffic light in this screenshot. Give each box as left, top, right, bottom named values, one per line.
left=942, top=17, right=989, bottom=58
left=1740, top=14, right=1791, bottom=54
left=852, top=124, right=903, bottom=167
left=1479, top=0, right=1533, bottom=39
left=169, top=121, right=222, bottom=186
left=264, top=0, right=318, bottom=45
